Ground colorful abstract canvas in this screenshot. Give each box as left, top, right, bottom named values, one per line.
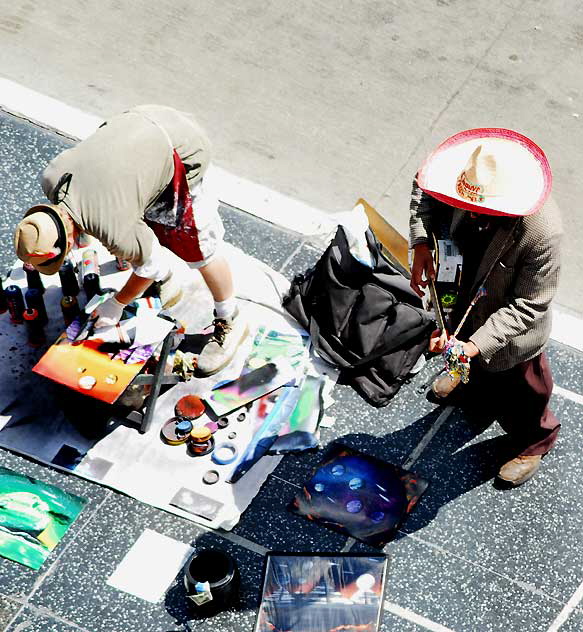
left=0, top=467, right=86, bottom=569
left=289, top=444, right=428, bottom=547
left=255, top=553, right=388, bottom=632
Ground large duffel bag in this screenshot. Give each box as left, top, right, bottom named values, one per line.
left=283, top=225, right=434, bottom=407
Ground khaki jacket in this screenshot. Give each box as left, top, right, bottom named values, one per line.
left=41, top=105, right=211, bottom=265
left=409, top=180, right=562, bottom=371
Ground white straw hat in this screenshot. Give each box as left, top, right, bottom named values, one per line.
left=417, top=128, right=552, bottom=217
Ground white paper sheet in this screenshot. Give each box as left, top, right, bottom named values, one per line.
left=107, top=529, right=193, bottom=603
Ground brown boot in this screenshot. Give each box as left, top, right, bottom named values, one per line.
left=431, top=373, right=461, bottom=400
left=497, top=455, right=542, bottom=487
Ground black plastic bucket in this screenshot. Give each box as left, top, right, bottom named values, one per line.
left=184, top=548, right=240, bottom=614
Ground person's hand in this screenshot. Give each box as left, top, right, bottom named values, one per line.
left=460, top=339, right=480, bottom=358
left=92, top=295, right=125, bottom=328
left=410, top=243, right=435, bottom=298
left=428, top=328, right=449, bottom=353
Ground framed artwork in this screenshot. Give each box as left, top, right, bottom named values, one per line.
left=255, top=553, right=388, bottom=632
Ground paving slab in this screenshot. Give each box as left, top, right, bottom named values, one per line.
left=0, top=449, right=110, bottom=601
left=400, top=395, right=583, bottom=605
left=219, top=202, right=304, bottom=272
left=4, top=607, right=86, bottom=632
left=27, top=492, right=262, bottom=632
left=0, top=111, right=71, bottom=275
left=354, top=534, right=565, bottom=632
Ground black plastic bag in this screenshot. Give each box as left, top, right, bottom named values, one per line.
left=283, top=226, right=434, bottom=407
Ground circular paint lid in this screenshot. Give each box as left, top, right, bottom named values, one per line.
left=189, top=426, right=212, bottom=443
left=202, top=470, right=220, bottom=485
left=175, top=395, right=206, bottom=420
left=161, top=417, right=193, bottom=445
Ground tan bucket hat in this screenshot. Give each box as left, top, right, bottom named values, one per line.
left=14, top=204, right=69, bottom=275
left=417, top=128, right=552, bottom=217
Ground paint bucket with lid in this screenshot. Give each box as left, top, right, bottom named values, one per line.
left=184, top=548, right=240, bottom=614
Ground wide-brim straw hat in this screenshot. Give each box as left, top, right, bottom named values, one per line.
left=417, top=128, right=552, bottom=217
left=14, top=204, right=69, bottom=275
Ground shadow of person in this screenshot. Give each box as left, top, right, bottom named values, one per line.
left=335, top=403, right=520, bottom=543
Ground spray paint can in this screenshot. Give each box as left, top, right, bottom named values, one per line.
left=61, top=295, right=81, bottom=326
left=5, top=285, right=25, bottom=324
left=83, top=273, right=101, bottom=301
left=25, top=288, right=48, bottom=326
left=58, top=260, right=80, bottom=296
left=0, top=278, right=8, bottom=314
left=23, top=263, right=45, bottom=294
left=81, top=249, right=99, bottom=278
left=116, top=256, right=131, bottom=271
left=23, top=308, right=45, bottom=347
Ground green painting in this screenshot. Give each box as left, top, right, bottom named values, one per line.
left=0, top=467, right=86, bottom=569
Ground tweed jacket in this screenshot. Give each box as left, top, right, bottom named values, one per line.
left=409, top=179, right=562, bottom=372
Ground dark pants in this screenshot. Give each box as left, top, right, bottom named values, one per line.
left=463, top=352, right=560, bottom=456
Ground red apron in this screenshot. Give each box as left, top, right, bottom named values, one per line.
left=144, top=150, right=203, bottom=263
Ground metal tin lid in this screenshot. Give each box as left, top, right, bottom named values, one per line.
left=175, top=395, right=206, bottom=420
left=189, top=426, right=212, bottom=443
left=161, top=417, right=194, bottom=445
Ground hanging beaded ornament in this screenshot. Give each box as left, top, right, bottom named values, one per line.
left=443, top=338, right=471, bottom=383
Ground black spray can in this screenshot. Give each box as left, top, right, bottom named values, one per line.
left=23, top=263, right=45, bottom=294
left=0, top=278, right=8, bottom=314
left=25, top=288, right=48, bottom=326
left=83, top=273, right=101, bottom=301
left=61, top=295, right=81, bottom=327
left=23, top=308, right=45, bottom=347
left=58, top=260, right=80, bottom=296
left=5, top=285, right=25, bottom=324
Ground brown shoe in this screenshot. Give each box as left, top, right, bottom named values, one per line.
left=431, top=373, right=461, bottom=399
left=497, top=455, right=542, bottom=487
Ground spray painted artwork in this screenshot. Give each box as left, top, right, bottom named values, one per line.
left=0, top=467, right=86, bottom=569
left=255, top=553, right=388, bottom=632
left=33, top=299, right=173, bottom=404
left=289, top=444, right=428, bottom=547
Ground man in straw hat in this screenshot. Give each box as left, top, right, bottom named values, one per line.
left=409, top=128, right=561, bottom=487
left=14, top=104, right=248, bottom=377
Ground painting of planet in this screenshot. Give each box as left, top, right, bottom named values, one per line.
left=289, top=444, right=428, bottom=547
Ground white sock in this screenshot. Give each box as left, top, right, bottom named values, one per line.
left=214, top=296, right=237, bottom=320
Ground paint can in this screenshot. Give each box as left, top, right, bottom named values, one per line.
left=5, top=285, right=25, bottom=324
left=0, top=278, right=8, bottom=314
left=83, top=273, right=101, bottom=301
left=61, top=295, right=81, bottom=327
left=23, top=308, right=45, bottom=347
left=184, top=549, right=240, bottom=613
left=25, top=288, right=48, bottom=326
left=58, top=260, right=80, bottom=296
left=115, top=256, right=131, bottom=271
left=23, top=263, right=45, bottom=294
left=81, top=249, right=99, bottom=278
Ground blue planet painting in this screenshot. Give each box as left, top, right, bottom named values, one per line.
left=289, top=444, right=428, bottom=547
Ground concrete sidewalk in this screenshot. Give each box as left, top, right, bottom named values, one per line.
left=0, top=111, right=583, bottom=632
left=0, top=1, right=581, bottom=313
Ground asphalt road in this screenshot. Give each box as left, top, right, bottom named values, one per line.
left=0, top=0, right=581, bottom=313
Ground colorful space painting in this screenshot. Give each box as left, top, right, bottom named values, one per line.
left=289, top=444, right=428, bottom=547
left=255, top=553, right=388, bottom=632
left=0, top=467, right=86, bottom=569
